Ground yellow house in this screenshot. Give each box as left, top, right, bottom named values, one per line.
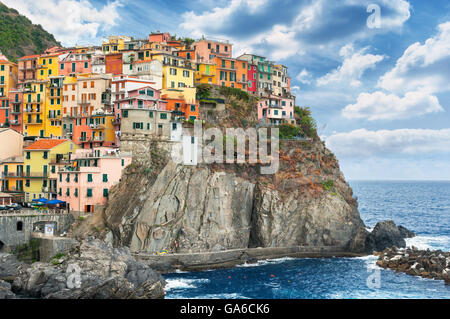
left=37, top=54, right=59, bottom=80
left=23, top=139, right=79, bottom=202
left=0, top=156, right=24, bottom=202
left=151, top=52, right=196, bottom=104
left=102, top=36, right=132, bottom=54
left=0, top=53, right=18, bottom=100
left=23, top=81, right=47, bottom=138
left=195, top=62, right=217, bottom=85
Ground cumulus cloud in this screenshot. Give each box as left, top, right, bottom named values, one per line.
left=378, top=21, right=450, bottom=94
left=2, top=0, right=124, bottom=46
left=296, top=68, right=313, bottom=84
left=325, top=128, right=450, bottom=157
left=180, top=0, right=410, bottom=61
left=342, top=91, right=444, bottom=120
left=317, top=45, right=384, bottom=87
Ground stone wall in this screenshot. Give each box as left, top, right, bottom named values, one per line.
left=0, top=213, right=74, bottom=252
left=36, top=236, right=77, bottom=262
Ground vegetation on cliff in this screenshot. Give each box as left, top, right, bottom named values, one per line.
left=0, top=2, right=60, bottom=62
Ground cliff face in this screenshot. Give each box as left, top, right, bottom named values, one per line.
left=103, top=138, right=368, bottom=255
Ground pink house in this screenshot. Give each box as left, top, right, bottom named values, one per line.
left=57, top=147, right=132, bottom=214
left=113, top=85, right=167, bottom=121
left=194, top=38, right=232, bottom=63
left=257, top=94, right=296, bottom=126
left=59, top=52, right=92, bottom=76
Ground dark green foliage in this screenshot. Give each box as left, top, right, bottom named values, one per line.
left=279, top=124, right=304, bottom=139
left=322, top=180, right=334, bottom=191
left=219, top=85, right=250, bottom=102
left=183, top=37, right=195, bottom=48
left=294, top=106, right=317, bottom=138
left=0, top=2, right=60, bottom=62
left=196, top=84, right=213, bottom=100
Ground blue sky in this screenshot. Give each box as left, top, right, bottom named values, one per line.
left=3, top=0, right=450, bottom=180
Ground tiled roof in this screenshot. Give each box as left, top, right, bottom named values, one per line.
left=25, top=139, right=69, bottom=150
left=19, top=54, right=40, bottom=60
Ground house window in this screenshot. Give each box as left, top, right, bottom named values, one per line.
left=103, top=189, right=108, bottom=197
left=87, top=174, right=93, bottom=182
left=121, top=159, right=125, bottom=166
left=17, top=221, right=23, bottom=231
left=102, top=174, right=108, bottom=182
left=160, top=113, right=167, bottom=120
left=87, top=189, right=93, bottom=197
left=26, top=152, right=30, bottom=159
left=149, top=111, right=153, bottom=118
left=123, top=110, right=128, bottom=118
left=74, top=188, right=78, bottom=197
left=190, top=105, right=196, bottom=112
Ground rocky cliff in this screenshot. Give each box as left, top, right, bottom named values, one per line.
left=103, top=136, right=368, bottom=256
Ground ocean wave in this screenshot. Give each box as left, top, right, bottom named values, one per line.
left=406, top=235, right=450, bottom=251
left=166, top=293, right=249, bottom=299
left=164, top=278, right=210, bottom=291
left=237, top=257, right=296, bottom=268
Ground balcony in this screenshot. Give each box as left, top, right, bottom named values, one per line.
left=2, top=172, right=24, bottom=178
left=1, top=187, right=24, bottom=193
left=24, top=108, right=42, bottom=114
left=11, top=99, right=22, bottom=104
left=42, top=187, right=57, bottom=194
left=11, top=110, right=21, bottom=115
left=90, top=124, right=105, bottom=130
left=26, top=119, right=43, bottom=125
left=23, top=172, right=49, bottom=178
left=10, top=120, right=21, bottom=126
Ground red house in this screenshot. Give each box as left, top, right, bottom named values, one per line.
left=105, top=53, right=123, bottom=75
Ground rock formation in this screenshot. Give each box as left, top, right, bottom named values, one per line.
left=365, top=220, right=416, bottom=254
left=10, top=238, right=165, bottom=299
left=104, top=138, right=369, bottom=256
left=376, top=246, right=450, bottom=284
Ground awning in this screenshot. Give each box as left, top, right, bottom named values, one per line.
left=46, top=199, right=66, bottom=205
left=32, top=198, right=48, bottom=203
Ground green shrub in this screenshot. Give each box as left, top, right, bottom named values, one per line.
left=279, top=124, right=304, bottom=139
left=322, top=180, right=334, bottom=191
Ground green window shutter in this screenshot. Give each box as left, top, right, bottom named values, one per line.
left=149, top=111, right=153, bottom=118
left=87, top=189, right=92, bottom=197
left=66, top=188, right=70, bottom=196
left=58, top=188, right=62, bottom=196
left=160, top=113, right=167, bottom=119
left=74, top=188, right=78, bottom=197
left=88, top=174, right=93, bottom=182
left=103, top=189, right=108, bottom=197
left=74, top=174, right=78, bottom=182
left=121, top=159, right=125, bottom=166
left=103, top=174, right=108, bottom=182
left=59, top=174, right=62, bottom=182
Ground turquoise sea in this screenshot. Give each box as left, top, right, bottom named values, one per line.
left=164, top=181, right=450, bottom=299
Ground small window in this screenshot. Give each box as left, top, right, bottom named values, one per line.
left=17, top=221, right=23, bottom=231
left=103, top=189, right=108, bottom=197
left=102, top=174, right=108, bottom=182
left=87, top=189, right=93, bottom=197
left=87, top=174, right=93, bottom=182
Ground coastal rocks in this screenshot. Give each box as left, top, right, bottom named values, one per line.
left=376, top=247, right=450, bottom=284
left=0, top=280, right=15, bottom=299
left=365, top=220, right=415, bottom=254
left=0, top=253, right=25, bottom=280
left=12, top=238, right=165, bottom=299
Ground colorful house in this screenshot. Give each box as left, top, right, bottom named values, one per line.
left=149, top=32, right=171, bottom=44
left=151, top=52, right=196, bottom=104
left=257, top=95, right=296, bottom=126
left=0, top=128, right=23, bottom=161
left=195, top=62, right=217, bottom=85
left=162, top=95, right=199, bottom=121
left=59, top=52, right=92, bottom=76
left=23, top=139, right=79, bottom=202
left=57, top=147, right=131, bottom=214
left=71, top=112, right=116, bottom=149
left=0, top=156, right=24, bottom=202
left=8, top=89, right=23, bottom=133
left=0, top=53, right=18, bottom=128
left=102, top=36, right=132, bottom=54
left=105, top=53, right=123, bottom=75
left=17, top=54, right=39, bottom=84
left=194, top=38, right=232, bottom=63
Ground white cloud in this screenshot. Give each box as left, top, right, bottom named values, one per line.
left=325, top=128, right=450, bottom=157
left=2, top=0, right=123, bottom=46
left=378, top=21, right=450, bottom=94
left=179, top=0, right=410, bottom=61
left=342, top=91, right=443, bottom=121
left=296, top=68, right=313, bottom=84
left=317, top=46, right=384, bottom=87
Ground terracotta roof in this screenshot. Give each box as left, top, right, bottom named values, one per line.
left=25, top=139, right=69, bottom=150
left=19, top=54, right=40, bottom=60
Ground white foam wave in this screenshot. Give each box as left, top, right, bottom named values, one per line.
left=164, top=278, right=210, bottom=291
left=237, top=257, right=296, bottom=268
left=406, top=235, right=450, bottom=251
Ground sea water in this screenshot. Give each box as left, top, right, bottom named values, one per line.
left=164, top=181, right=450, bottom=299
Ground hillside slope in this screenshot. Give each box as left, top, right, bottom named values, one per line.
left=0, top=2, right=60, bottom=62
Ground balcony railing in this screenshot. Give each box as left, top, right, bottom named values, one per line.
left=2, top=172, right=24, bottom=178
left=23, top=172, right=49, bottom=178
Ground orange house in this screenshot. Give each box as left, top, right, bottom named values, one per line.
left=149, top=32, right=171, bottom=43
left=105, top=53, right=123, bottom=75
left=213, top=57, right=247, bottom=90
left=162, top=95, right=199, bottom=121
left=177, top=50, right=195, bottom=62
